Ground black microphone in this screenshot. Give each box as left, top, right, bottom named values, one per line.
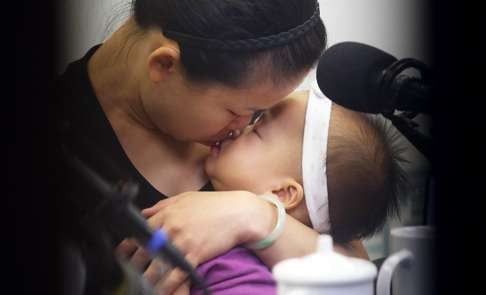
left=316, top=41, right=431, bottom=114
left=316, top=41, right=432, bottom=161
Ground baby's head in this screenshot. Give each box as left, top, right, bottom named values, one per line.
left=205, top=88, right=407, bottom=243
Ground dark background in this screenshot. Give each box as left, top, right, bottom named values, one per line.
left=13, top=0, right=485, bottom=294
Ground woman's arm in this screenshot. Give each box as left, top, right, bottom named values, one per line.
left=142, top=192, right=369, bottom=262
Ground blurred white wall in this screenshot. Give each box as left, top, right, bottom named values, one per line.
left=56, top=0, right=131, bottom=73
left=297, top=0, right=430, bottom=91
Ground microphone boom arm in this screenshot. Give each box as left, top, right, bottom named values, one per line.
left=382, top=112, right=432, bottom=162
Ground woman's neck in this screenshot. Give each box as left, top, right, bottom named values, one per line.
left=88, top=18, right=154, bottom=130
left=87, top=19, right=210, bottom=195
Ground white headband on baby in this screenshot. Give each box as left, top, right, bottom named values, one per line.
left=302, top=80, right=332, bottom=233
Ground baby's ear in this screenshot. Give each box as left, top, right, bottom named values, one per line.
left=271, top=179, right=304, bottom=210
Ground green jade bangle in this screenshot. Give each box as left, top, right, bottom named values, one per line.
left=245, top=193, right=287, bottom=250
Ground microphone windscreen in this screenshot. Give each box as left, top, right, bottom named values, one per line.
left=316, top=42, right=397, bottom=113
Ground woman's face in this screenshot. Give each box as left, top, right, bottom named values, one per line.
left=140, top=66, right=307, bottom=146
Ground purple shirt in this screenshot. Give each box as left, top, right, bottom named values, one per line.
left=190, top=247, right=276, bottom=295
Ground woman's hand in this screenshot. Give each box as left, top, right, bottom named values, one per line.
left=116, top=190, right=277, bottom=294
left=144, top=191, right=276, bottom=263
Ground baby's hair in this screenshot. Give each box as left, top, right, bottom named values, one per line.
left=326, top=104, right=409, bottom=244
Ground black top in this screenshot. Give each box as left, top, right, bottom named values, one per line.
left=55, top=44, right=212, bottom=210
left=54, top=45, right=213, bottom=294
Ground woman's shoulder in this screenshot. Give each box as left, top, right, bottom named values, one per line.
left=55, top=44, right=102, bottom=92
left=54, top=44, right=105, bottom=124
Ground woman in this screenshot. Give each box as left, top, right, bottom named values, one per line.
left=56, top=0, right=367, bottom=294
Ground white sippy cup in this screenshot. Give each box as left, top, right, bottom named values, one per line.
left=272, top=234, right=377, bottom=295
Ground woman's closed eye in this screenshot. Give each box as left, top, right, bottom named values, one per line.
left=252, top=113, right=267, bottom=138
left=228, top=109, right=258, bottom=122
left=250, top=110, right=265, bottom=125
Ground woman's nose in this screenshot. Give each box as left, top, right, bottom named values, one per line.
left=229, top=114, right=253, bottom=133
left=226, top=129, right=241, bottom=139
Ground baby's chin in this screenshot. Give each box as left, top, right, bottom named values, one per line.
left=203, top=160, right=224, bottom=190
left=211, top=180, right=267, bottom=195
left=204, top=155, right=217, bottom=177
left=206, top=176, right=231, bottom=192
left=206, top=174, right=258, bottom=193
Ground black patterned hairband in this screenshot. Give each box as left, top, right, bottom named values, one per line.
left=164, top=2, right=322, bottom=51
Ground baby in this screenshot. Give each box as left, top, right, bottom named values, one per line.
left=189, top=81, right=407, bottom=294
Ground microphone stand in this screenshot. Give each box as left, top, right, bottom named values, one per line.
left=383, top=111, right=436, bottom=227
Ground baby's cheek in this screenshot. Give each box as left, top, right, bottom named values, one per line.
left=223, top=164, right=258, bottom=191
left=212, top=142, right=262, bottom=188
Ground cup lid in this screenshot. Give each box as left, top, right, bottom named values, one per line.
left=272, top=235, right=377, bottom=285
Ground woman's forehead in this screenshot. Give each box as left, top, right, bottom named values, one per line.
left=217, top=86, right=292, bottom=112
left=208, top=76, right=304, bottom=108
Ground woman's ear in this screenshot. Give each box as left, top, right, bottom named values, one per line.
left=271, top=179, right=304, bottom=210
left=147, top=46, right=180, bottom=83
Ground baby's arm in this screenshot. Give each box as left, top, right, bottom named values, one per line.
left=190, top=247, right=276, bottom=295
left=254, top=214, right=368, bottom=269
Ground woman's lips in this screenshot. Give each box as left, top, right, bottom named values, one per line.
left=209, top=138, right=234, bottom=157
left=210, top=141, right=222, bottom=156
left=199, top=133, right=228, bottom=147
left=200, top=128, right=240, bottom=147
left=199, top=138, right=224, bottom=147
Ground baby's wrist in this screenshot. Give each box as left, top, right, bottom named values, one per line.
left=236, top=192, right=279, bottom=245
left=245, top=194, right=286, bottom=250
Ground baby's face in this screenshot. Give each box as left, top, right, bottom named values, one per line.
left=205, top=92, right=308, bottom=193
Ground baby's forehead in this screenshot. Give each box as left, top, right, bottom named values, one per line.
left=285, top=90, right=309, bottom=103
left=270, top=91, right=309, bottom=114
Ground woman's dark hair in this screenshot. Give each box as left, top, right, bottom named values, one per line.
left=132, top=0, right=326, bottom=87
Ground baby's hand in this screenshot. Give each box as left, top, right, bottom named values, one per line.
left=113, top=198, right=164, bottom=272
left=113, top=199, right=166, bottom=264
left=114, top=197, right=196, bottom=295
